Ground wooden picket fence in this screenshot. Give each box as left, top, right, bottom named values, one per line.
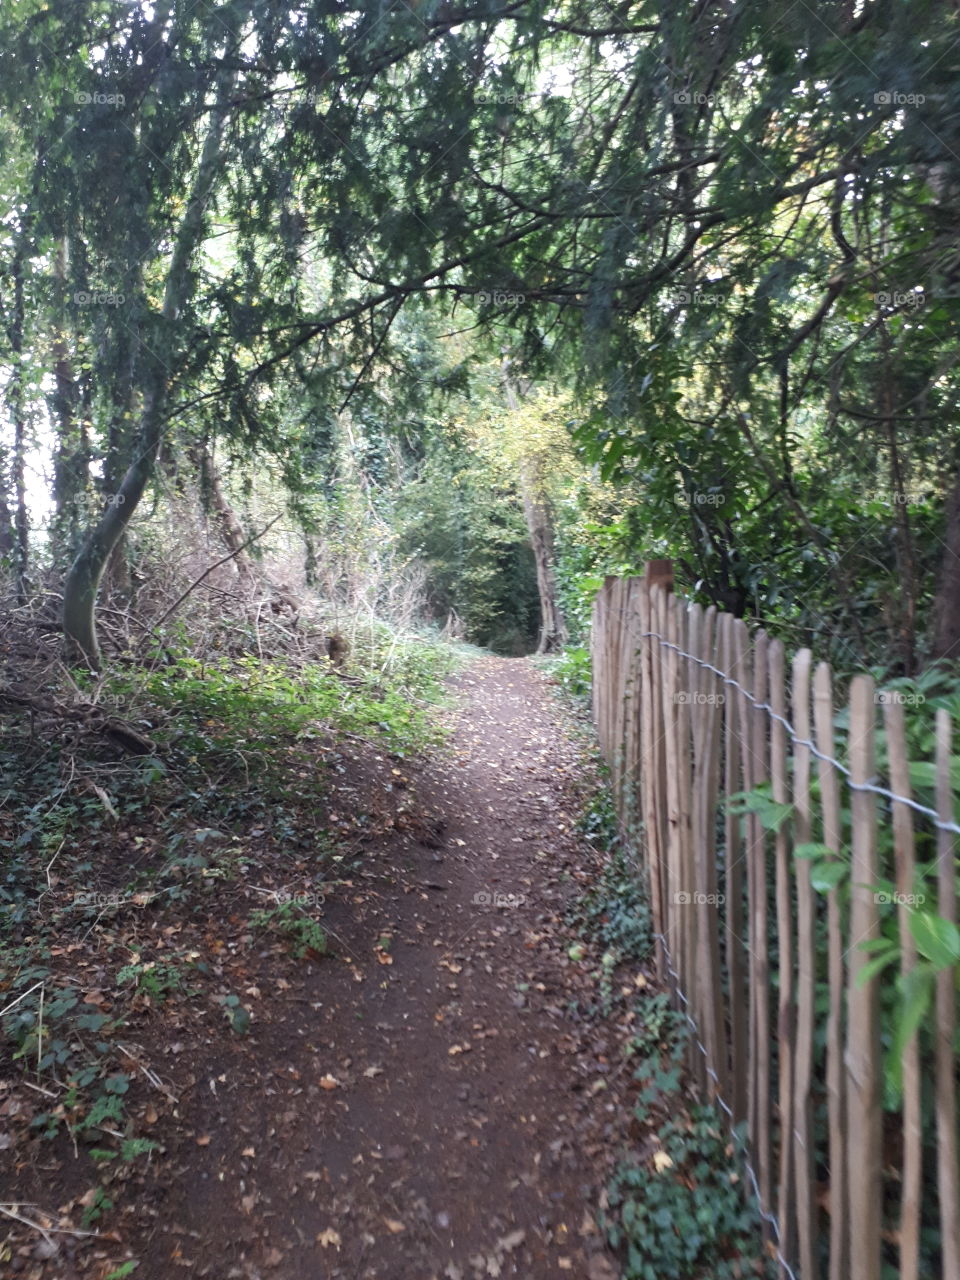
left=590, top=565, right=959, bottom=1280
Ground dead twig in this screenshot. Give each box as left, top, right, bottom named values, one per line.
left=0, top=1204, right=99, bottom=1239
left=117, top=1043, right=179, bottom=1101
left=139, top=513, right=283, bottom=645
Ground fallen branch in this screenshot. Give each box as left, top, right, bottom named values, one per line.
left=0, top=690, right=156, bottom=755
left=117, top=1043, right=179, bottom=1101
left=0, top=981, right=44, bottom=1020
left=0, top=1204, right=99, bottom=1240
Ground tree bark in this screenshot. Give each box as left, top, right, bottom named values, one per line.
left=194, top=445, right=256, bottom=580
left=50, top=236, right=91, bottom=566
left=501, top=358, right=567, bottom=654
left=62, top=51, right=243, bottom=667
left=885, top=325, right=921, bottom=675
left=0, top=472, right=12, bottom=564
left=932, top=469, right=960, bottom=663
left=6, top=232, right=30, bottom=602
left=519, top=458, right=567, bottom=654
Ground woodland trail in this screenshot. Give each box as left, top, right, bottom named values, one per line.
left=120, top=657, right=624, bottom=1280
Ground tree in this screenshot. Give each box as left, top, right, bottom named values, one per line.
left=500, top=363, right=568, bottom=653
left=0, top=0, right=583, bottom=664
left=471, top=0, right=960, bottom=668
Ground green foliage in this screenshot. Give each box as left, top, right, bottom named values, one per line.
left=116, top=962, right=184, bottom=1003
left=603, top=1107, right=776, bottom=1280
left=0, top=959, right=138, bottom=1143
left=101, top=643, right=444, bottom=836
left=80, top=1187, right=114, bottom=1229
left=574, top=761, right=774, bottom=1277
left=627, top=992, right=687, bottom=1110
left=577, top=847, right=653, bottom=972
left=547, top=645, right=592, bottom=700
left=248, top=900, right=327, bottom=960
left=568, top=784, right=653, bottom=1018
left=601, top=984, right=774, bottom=1280
left=726, top=784, right=794, bottom=834
left=395, top=427, right=542, bottom=653
left=213, top=992, right=253, bottom=1035
left=115, top=654, right=433, bottom=758
left=577, top=781, right=620, bottom=850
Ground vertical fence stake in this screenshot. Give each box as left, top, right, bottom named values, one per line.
left=847, top=675, right=881, bottom=1280
left=814, top=662, right=848, bottom=1280
left=884, top=698, right=921, bottom=1280
left=791, top=649, right=817, bottom=1280
left=935, top=710, right=960, bottom=1280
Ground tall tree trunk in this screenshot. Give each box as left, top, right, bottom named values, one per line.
left=932, top=470, right=960, bottom=662
left=0, top=462, right=12, bottom=565
left=501, top=359, right=567, bottom=653
left=7, top=234, right=30, bottom=603
left=519, top=458, right=567, bottom=654
left=99, top=256, right=146, bottom=599
left=194, top=444, right=256, bottom=580
left=878, top=323, right=918, bottom=673
left=50, top=236, right=90, bottom=566
left=62, top=54, right=242, bottom=667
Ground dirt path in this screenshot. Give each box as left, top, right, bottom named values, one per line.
left=20, top=658, right=625, bottom=1279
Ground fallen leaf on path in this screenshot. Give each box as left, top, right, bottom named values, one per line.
left=497, top=1229, right=525, bottom=1252
left=319, top=1075, right=339, bottom=1090
left=317, top=1228, right=341, bottom=1248
left=195, top=1134, right=211, bottom=1146
left=383, top=1218, right=405, bottom=1234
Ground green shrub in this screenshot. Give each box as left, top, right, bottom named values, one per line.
left=603, top=1108, right=776, bottom=1280
left=551, top=644, right=592, bottom=698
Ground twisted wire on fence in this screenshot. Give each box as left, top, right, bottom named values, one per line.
left=641, top=627, right=960, bottom=838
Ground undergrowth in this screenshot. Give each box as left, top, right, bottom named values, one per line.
left=537, top=644, right=592, bottom=702
left=0, top=620, right=457, bottom=1210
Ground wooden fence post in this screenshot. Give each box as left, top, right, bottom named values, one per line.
left=847, top=675, right=881, bottom=1280
left=884, top=699, right=921, bottom=1280
left=727, top=616, right=750, bottom=1125
left=813, top=662, right=847, bottom=1280
left=935, top=710, right=960, bottom=1280
left=750, top=629, right=772, bottom=1218
left=769, top=638, right=795, bottom=1271
left=791, top=648, right=817, bottom=1280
